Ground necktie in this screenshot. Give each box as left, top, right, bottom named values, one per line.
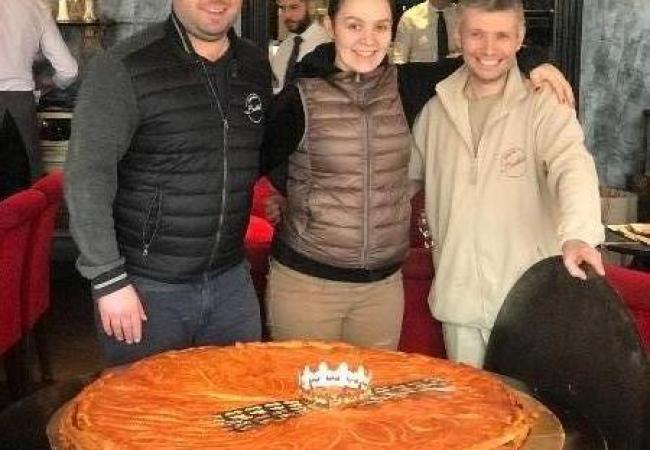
left=284, top=35, right=303, bottom=87
left=436, top=10, right=449, bottom=60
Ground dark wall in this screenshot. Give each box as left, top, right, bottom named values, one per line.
left=580, top=0, right=650, bottom=187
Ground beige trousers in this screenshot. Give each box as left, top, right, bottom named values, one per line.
left=442, top=323, right=492, bottom=368
left=265, top=260, right=404, bottom=350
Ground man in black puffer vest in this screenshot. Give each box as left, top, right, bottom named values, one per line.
left=65, top=0, right=272, bottom=366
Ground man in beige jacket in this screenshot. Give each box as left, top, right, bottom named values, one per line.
left=409, top=0, right=605, bottom=367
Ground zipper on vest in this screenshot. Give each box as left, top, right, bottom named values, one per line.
left=362, top=110, right=370, bottom=266
left=198, top=57, right=231, bottom=271
left=208, top=118, right=230, bottom=268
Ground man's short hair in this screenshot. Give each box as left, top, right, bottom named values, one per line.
left=457, top=0, right=525, bottom=26
left=458, top=0, right=524, bottom=12
left=458, top=0, right=524, bottom=17
left=276, top=0, right=308, bottom=5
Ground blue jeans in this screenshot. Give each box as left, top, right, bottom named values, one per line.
left=95, top=262, right=262, bottom=367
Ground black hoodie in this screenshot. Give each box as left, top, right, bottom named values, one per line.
left=261, top=42, right=545, bottom=192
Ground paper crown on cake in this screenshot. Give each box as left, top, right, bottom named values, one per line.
left=298, top=362, right=372, bottom=392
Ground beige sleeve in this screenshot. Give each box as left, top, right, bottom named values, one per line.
left=534, top=89, right=605, bottom=247
left=393, top=16, right=412, bottom=64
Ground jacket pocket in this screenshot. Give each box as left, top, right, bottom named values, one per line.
left=141, top=186, right=163, bottom=258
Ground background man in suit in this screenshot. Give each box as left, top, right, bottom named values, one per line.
left=270, top=0, right=330, bottom=91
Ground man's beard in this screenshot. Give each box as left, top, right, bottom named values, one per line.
left=286, top=16, right=311, bottom=35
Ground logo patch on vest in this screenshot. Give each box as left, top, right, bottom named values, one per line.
left=244, top=93, right=263, bottom=124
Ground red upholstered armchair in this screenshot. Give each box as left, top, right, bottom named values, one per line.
left=23, top=171, right=64, bottom=331
left=244, top=179, right=445, bottom=357
left=0, top=189, right=46, bottom=354
left=19, top=171, right=65, bottom=383
left=0, top=188, right=46, bottom=397
left=605, top=264, right=650, bottom=352
left=399, top=190, right=445, bottom=358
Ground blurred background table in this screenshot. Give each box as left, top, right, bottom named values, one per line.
left=602, top=229, right=650, bottom=271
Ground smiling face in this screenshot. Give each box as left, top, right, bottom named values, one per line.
left=325, top=0, right=392, bottom=74
left=456, top=6, right=524, bottom=95
left=278, top=0, right=311, bottom=34
left=173, top=0, right=242, bottom=44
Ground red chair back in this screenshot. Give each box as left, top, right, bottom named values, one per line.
left=399, top=247, right=445, bottom=358
left=605, top=264, right=650, bottom=352
left=21, top=171, right=64, bottom=330
left=249, top=176, right=276, bottom=223
left=0, top=189, right=46, bottom=354
left=245, top=177, right=276, bottom=299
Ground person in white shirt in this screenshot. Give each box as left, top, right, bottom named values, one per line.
left=270, top=0, right=330, bottom=91
left=0, top=0, right=77, bottom=197
left=393, top=0, right=459, bottom=63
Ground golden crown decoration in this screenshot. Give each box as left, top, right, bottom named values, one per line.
left=298, top=362, right=372, bottom=408
left=215, top=363, right=454, bottom=432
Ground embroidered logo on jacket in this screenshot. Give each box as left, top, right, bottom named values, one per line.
left=500, top=147, right=527, bottom=178
left=244, top=93, right=263, bottom=124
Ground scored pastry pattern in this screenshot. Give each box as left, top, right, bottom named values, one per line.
left=53, top=341, right=534, bottom=450
left=216, top=377, right=455, bottom=431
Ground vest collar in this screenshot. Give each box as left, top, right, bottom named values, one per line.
left=329, top=64, right=393, bottom=90
left=299, top=65, right=396, bottom=107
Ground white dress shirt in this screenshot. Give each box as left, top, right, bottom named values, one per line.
left=0, top=0, right=78, bottom=91
left=393, top=1, right=458, bottom=63
left=270, top=21, right=331, bottom=92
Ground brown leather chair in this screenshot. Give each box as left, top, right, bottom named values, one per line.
left=484, top=256, right=650, bottom=450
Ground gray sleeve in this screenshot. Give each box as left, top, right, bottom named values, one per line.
left=64, top=50, right=138, bottom=281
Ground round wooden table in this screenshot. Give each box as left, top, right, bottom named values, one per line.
left=515, top=391, right=564, bottom=450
